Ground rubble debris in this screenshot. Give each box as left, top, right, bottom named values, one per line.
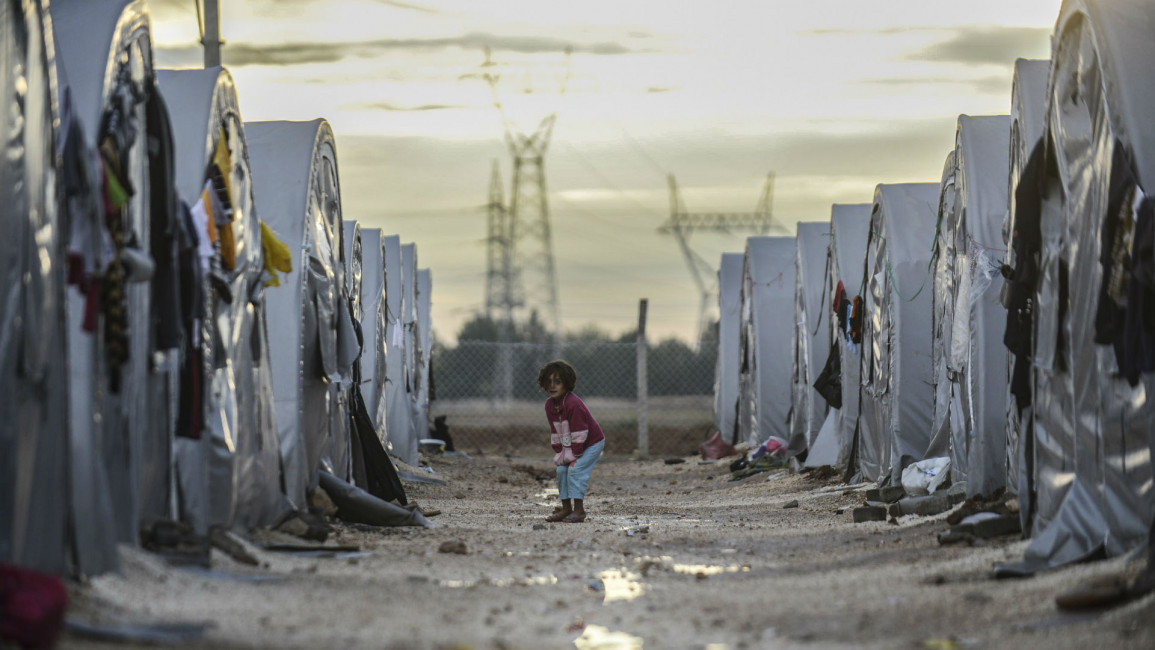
left=438, top=540, right=468, bottom=555
left=865, top=485, right=906, bottom=503
left=853, top=506, right=888, bottom=523
left=888, top=493, right=952, bottom=518
left=782, top=500, right=800, bottom=509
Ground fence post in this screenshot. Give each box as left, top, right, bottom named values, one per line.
left=637, top=298, right=649, bottom=458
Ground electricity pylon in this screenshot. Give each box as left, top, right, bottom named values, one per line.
left=660, top=173, right=779, bottom=348
left=484, top=160, right=517, bottom=321
left=480, top=49, right=568, bottom=342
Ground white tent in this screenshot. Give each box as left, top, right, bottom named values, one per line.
left=857, top=183, right=939, bottom=484
left=714, top=253, right=745, bottom=443
left=415, top=268, right=434, bottom=440
left=789, top=222, right=832, bottom=459
left=1, top=0, right=70, bottom=575
left=738, top=236, right=797, bottom=449
left=246, top=119, right=356, bottom=510
left=928, top=115, right=1011, bottom=498
left=358, top=228, right=388, bottom=430
left=158, top=68, right=283, bottom=532
left=1002, top=58, right=1049, bottom=526
left=398, top=243, right=421, bottom=465
left=53, top=0, right=188, bottom=571
left=344, top=222, right=362, bottom=326
left=825, top=204, right=872, bottom=478
left=999, top=0, right=1155, bottom=575
left=382, top=234, right=411, bottom=460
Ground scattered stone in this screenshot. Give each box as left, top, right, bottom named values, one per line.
left=497, top=476, right=509, bottom=484
left=865, top=485, right=907, bottom=503
left=782, top=500, right=799, bottom=509
left=307, top=486, right=338, bottom=517
left=888, top=493, right=952, bottom=518
left=853, top=506, right=888, bottom=523
left=454, top=493, right=467, bottom=499
left=664, top=458, right=686, bottom=465
left=941, top=514, right=1022, bottom=542
left=438, top=540, right=468, bottom=555
left=532, top=524, right=547, bottom=531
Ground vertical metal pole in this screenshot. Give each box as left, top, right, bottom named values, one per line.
left=636, top=299, right=649, bottom=458
left=203, top=0, right=221, bottom=68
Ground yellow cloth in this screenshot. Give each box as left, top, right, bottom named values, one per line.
left=212, top=127, right=235, bottom=209
left=200, top=187, right=218, bottom=246
left=218, top=224, right=236, bottom=271
left=260, top=221, right=293, bottom=287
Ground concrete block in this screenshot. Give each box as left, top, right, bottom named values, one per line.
left=891, top=493, right=952, bottom=518
left=853, top=506, right=888, bottom=523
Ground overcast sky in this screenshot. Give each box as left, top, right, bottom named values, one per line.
left=148, top=0, right=1060, bottom=344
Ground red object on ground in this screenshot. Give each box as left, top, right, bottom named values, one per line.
left=699, top=430, right=738, bottom=460
left=0, top=564, right=69, bottom=649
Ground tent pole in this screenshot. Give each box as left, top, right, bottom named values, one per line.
left=202, top=0, right=221, bottom=68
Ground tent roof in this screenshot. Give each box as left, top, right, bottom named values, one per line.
left=1011, top=59, right=1050, bottom=153
left=872, top=183, right=940, bottom=258
left=796, top=222, right=830, bottom=322
left=1056, top=0, right=1155, bottom=186
left=246, top=119, right=337, bottom=241
left=156, top=67, right=239, bottom=203
left=955, top=115, right=1011, bottom=236
left=51, top=0, right=149, bottom=136
left=830, top=203, right=871, bottom=290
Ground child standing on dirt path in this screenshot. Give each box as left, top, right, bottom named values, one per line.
left=537, top=360, right=605, bottom=523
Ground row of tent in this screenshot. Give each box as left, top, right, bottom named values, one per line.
left=715, top=0, right=1155, bottom=575
left=1, top=0, right=435, bottom=578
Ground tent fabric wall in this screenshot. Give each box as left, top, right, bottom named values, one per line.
left=1003, top=59, right=1050, bottom=524
left=358, top=228, right=388, bottom=432
left=714, top=253, right=745, bottom=444
left=858, top=183, right=939, bottom=484
left=396, top=243, right=420, bottom=465
left=415, top=268, right=433, bottom=442
left=0, top=0, right=71, bottom=575
left=929, top=115, right=1011, bottom=498
left=738, top=236, right=797, bottom=449
left=246, top=119, right=351, bottom=511
left=381, top=234, right=411, bottom=458
left=53, top=0, right=175, bottom=570
left=827, top=204, right=872, bottom=478
left=158, top=68, right=282, bottom=533
left=789, top=222, right=832, bottom=458
left=999, top=0, right=1155, bottom=575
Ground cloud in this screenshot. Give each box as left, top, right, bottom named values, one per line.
left=154, top=31, right=632, bottom=68
left=858, top=73, right=1018, bottom=96
left=352, top=101, right=466, bottom=112
left=911, top=26, right=1051, bottom=66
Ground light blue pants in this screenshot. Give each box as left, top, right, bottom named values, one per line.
left=557, top=440, right=604, bottom=500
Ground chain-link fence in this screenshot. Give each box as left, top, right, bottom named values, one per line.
left=430, top=339, right=718, bottom=458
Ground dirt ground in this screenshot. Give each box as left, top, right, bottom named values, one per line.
left=59, top=452, right=1155, bottom=650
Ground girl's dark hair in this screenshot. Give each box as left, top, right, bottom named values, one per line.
left=537, top=360, right=577, bottom=392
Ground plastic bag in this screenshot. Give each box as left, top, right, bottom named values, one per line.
left=901, top=457, right=951, bottom=495
left=750, top=436, right=787, bottom=461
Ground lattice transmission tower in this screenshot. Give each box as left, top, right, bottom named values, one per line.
left=478, top=49, right=569, bottom=341
left=660, top=172, right=781, bottom=347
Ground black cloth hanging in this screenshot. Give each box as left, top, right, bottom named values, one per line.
left=812, top=344, right=842, bottom=409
